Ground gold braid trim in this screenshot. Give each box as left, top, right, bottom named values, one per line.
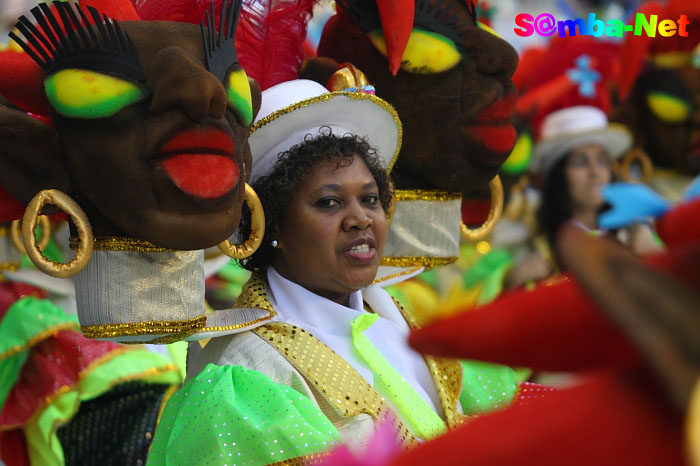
left=381, top=256, right=458, bottom=268
left=267, top=452, right=332, bottom=466
left=394, top=190, right=462, bottom=202
left=0, top=322, right=80, bottom=361
left=390, top=297, right=467, bottom=428
left=250, top=91, right=403, bottom=173
left=80, top=315, right=207, bottom=339
left=69, top=236, right=176, bottom=252
left=371, top=265, right=424, bottom=286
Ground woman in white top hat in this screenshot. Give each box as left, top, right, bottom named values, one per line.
left=148, top=80, right=468, bottom=465
left=505, top=105, right=660, bottom=288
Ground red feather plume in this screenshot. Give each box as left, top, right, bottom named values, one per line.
left=235, top=0, right=318, bottom=90
left=136, top=0, right=318, bottom=90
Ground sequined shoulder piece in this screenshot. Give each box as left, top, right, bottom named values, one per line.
left=391, top=296, right=467, bottom=428
left=235, top=272, right=275, bottom=313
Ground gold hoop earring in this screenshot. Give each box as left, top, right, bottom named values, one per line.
left=617, top=148, right=654, bottom=184
left=22, top=190, right=93, bottom=278
left=218, top=184, right=265, bottom=259
left=461, top=175, right=504, bottom=242
left=11, top=215, right=51, bottom=254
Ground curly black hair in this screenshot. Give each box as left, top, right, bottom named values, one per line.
left=237, top=127, right=393, bottom=272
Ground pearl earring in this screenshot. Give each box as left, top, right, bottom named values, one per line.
left=271, top=240, right=278, bottom=248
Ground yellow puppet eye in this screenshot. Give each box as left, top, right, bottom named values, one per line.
left=368, top=28, right=462, bottom=75
left=646, top=91, right=691, bottom=123
left=44, top=69, right=147, bottom=119
left=225, top=66, right=253, bottom=126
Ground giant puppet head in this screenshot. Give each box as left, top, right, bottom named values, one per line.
left=0, top=0, right=262, bottom=251
left=613, top=1, right=700, bottom=176
left=304, top=0, right=519, bottom=195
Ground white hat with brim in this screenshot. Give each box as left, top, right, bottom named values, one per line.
left=249, top=80, right=402, bottom=183
left=531, top=105, right=632, bottom=176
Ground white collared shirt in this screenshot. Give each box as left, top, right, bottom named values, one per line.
left=266, top=267, right=444, bottom=419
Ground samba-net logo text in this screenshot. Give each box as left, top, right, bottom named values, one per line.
left=514, top=12, right=690, bottom=38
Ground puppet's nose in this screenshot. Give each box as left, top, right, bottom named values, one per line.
left=148, top=46, right=227, bottom=122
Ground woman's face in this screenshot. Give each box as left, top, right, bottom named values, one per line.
left=565, top=144, right=612, bottom=211
left=272, top=155, right=388, bottom=304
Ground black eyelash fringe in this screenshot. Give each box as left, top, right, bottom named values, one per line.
left=414, top=0, right=469, bottom=53
left=200, top=0, right=243, bottom=82
left=9, top=1, right=145, bottom=81
left=335, top=0, right=381, bottom=33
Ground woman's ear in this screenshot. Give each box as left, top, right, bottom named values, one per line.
left=0, top=104, right=71, bottom=204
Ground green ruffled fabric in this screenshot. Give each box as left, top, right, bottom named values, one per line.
left=459, top=360, right=519, bottom=415
left=148, top=364, right=343, bottom=466
left=0, top=297, right=78, bottom=407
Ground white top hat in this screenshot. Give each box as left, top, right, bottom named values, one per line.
left=531, top=105, right=632, bottom=176
left=249, top=79, right=402, bottom=183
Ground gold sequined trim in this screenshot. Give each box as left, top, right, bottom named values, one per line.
left=267, top=452, right=332, bottom=466
left=0, top=322, right=80, bottom=361
left=381, top=256, right=458, bottom=268
left=370, top=265, right=424, bottom=286
left=391, top=297, right=467, bottom=428
left=394, top=189, right=462, bottom=202
left=0, top=261, right=21, bottom=272
left=234, top=273, right=276, bottom=313
left=80, top=315, right=207, bottom=339
left=250, top=91, right=402, bottom=173
left=69, top=236, right=176, bottom=252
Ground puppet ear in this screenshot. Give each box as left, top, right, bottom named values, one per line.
left=0, top=105, right=70, bottom=208
left=298, top=57, right=341, bottom=87
left=249, top=76, right=262, bottom=123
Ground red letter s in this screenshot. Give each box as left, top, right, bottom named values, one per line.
left=514, top=13, right=535, bottom=37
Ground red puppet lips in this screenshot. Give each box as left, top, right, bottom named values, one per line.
left=160, top=127, right=239, bottom=199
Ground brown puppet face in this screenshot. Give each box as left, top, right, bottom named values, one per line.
left=614, top=65, right=700, bottom=176
left=308, top=0, right=518, bottom=195
left=0, top=2, right=262, bottom=250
